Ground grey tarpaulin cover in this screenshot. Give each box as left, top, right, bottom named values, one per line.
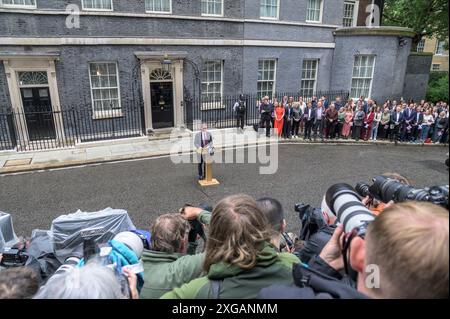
left=25, top=229, right=61, bottom=281
left=0, top=211, right=19, bottom=253
left=51, top=208, right=136, bottom=263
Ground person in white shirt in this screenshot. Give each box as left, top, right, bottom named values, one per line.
left=420, top=109, right=434, bottom=142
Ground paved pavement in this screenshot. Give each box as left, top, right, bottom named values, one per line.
left=1, top=126, right=447, bottom=174
left=1, top=143, right=448, bottom=237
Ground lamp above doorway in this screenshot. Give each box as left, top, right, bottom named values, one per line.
left=161, top=54, right=172, bottom=73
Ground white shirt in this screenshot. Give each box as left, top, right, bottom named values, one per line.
left=423, top=114, right=434, bottom=125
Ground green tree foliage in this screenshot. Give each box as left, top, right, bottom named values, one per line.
left=383, top=0, right=449, bottom=50
left=426, top=72, right=449, bottom=103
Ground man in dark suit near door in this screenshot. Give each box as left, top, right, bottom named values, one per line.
left=194, top=123, right=213, bottom=180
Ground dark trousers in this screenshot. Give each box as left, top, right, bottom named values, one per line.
left=326, top=120, right=336, bottom=139
left=313, top=119, right=323, bottom=140
left=379, top=124, right=389, bottom=140
left=391, top=125, right=401, bottom=141
left=198, top=155, right=205, bottom=178
left=261, top=113, right=272, bottom=137
left=336, top=122, right=343, bottom=138
left=283, top=119, right=292, bottom=138
left=411, top=125, right=420, bottom=141
left=292, top=120, right=300, bottom=136
left=353, top=126, right=362, bottom=141
left=236, top=113, right=245, bottom=129
left=304, top=120, right=313, bottom=139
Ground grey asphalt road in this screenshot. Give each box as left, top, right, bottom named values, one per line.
left=1, top=144, right=448, bottom=236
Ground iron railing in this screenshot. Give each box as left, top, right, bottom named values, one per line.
left=184, top=90, right=350, bottom=131
left=0, top=103, right=145, bottom=151
left=1, top=90, right=349, bottom=151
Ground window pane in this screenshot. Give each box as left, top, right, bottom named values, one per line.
left=351, top=56, right=375, bottom=99
left=1, top=0, right=36, bottom=6
left=300, top=59, right=318, bottom=95
left=89, top=62, right=121, bottom=112
left=201, top=0, right=223, bottom=15
left=82, top=0, right=112, bottom=10
left=257, top=59, right=276, bottom=98
left=343, top=1, right=355, bottom=26
left=260, top=0, right=278, bottom=18
left=307, top=0, right=321, bottom=21
left=201, top=60, right=223, bottom=102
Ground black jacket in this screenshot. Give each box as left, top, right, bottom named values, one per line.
left=258, top=257, right=367, bottom=299
left=304, top=107, right=316, bottom=122
left=297, top=224, right=336, bottom=264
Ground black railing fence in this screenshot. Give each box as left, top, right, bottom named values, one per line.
left=0, top=103, right=145, bottom=152
left=184, top=90, right=350, bottom=131
left=1, top=90, right=349, bottom=151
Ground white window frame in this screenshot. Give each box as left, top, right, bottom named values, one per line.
left=88, top=61, right=122, bottom=119
left=260, top=0, right=280, bottom=20
left=432, top=64, right=441, bottom=71
left=0, top=0, right=37, bottom=9
left=300, top=59, right=319, bottom=98
left=257, top=59, right=277, bottom=99
left=416, top=39, right=425, bottom=53
left=201, top=60, right=224, bottom=110
left=306, top=0, right=323, bottom=23
left=201, top=0, right=224, bottom=17
left=145, top=0, right=172, bottom=14
left=81, top=0, right=113, bottom=12
left=435, top=41, right=446, bottom=55
left=350, top=55, right=376, bottom=99
left=343, top=0, right=359, bottom=27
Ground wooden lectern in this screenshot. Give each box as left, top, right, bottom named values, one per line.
left=198, top=147, right=220, bottom=187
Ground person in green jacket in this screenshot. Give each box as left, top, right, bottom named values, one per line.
left=140, top=210, right=211, bottom=299
left=161, top=194, right=300, bottom=299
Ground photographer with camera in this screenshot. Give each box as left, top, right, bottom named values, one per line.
left=295, top=201, right=337, bottom=264
left=162, top=194, right=300, bottom=299
left=140, top=210, right=211, bottom=299
left=256, top=197, right=298, bottom=253
left=259, top=184, right=449, bottom=299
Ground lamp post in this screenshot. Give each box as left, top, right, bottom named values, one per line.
left=161, top=54, right=172, bottom=73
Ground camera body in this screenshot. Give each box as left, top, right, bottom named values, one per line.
left=356, top=176, right=449, bottom=209
left=0, top=246, right=28, bottom=267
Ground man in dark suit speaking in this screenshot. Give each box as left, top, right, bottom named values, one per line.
left=194, top=123, right=213, bottom=180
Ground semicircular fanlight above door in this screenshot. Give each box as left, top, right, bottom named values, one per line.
left=150, top=68, right=172, bottom=81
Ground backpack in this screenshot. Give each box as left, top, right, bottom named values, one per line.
left=237, top=101, right=246, bottom=113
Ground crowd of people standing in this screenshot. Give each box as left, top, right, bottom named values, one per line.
left=257, top=95, right=449, bottom=144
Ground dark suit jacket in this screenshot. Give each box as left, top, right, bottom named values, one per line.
left=304, top=107, right=316, bottom=122
left=403, top=108, right=416, bottom=122
left=412, top=112, right=424, bottom=125
left=284, top=105, right=294, bottom=120
left=391, top=112, right=404, bottom=125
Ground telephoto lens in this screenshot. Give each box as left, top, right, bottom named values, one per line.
left=323, top=183, right=375, bottom=234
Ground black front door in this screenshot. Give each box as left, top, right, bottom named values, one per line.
left=151, top=82, right=174, bottom=129
left=20, top=87, right=56, bottom=141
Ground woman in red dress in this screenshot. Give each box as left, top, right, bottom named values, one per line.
left=274, top=102, right=285, bottom=137
left=363, top=106, right=375, bottom=141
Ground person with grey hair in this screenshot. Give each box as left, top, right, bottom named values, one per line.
left=34, top=261, right=139, bottom=299
left=194, top=123, right=213, bottom=180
